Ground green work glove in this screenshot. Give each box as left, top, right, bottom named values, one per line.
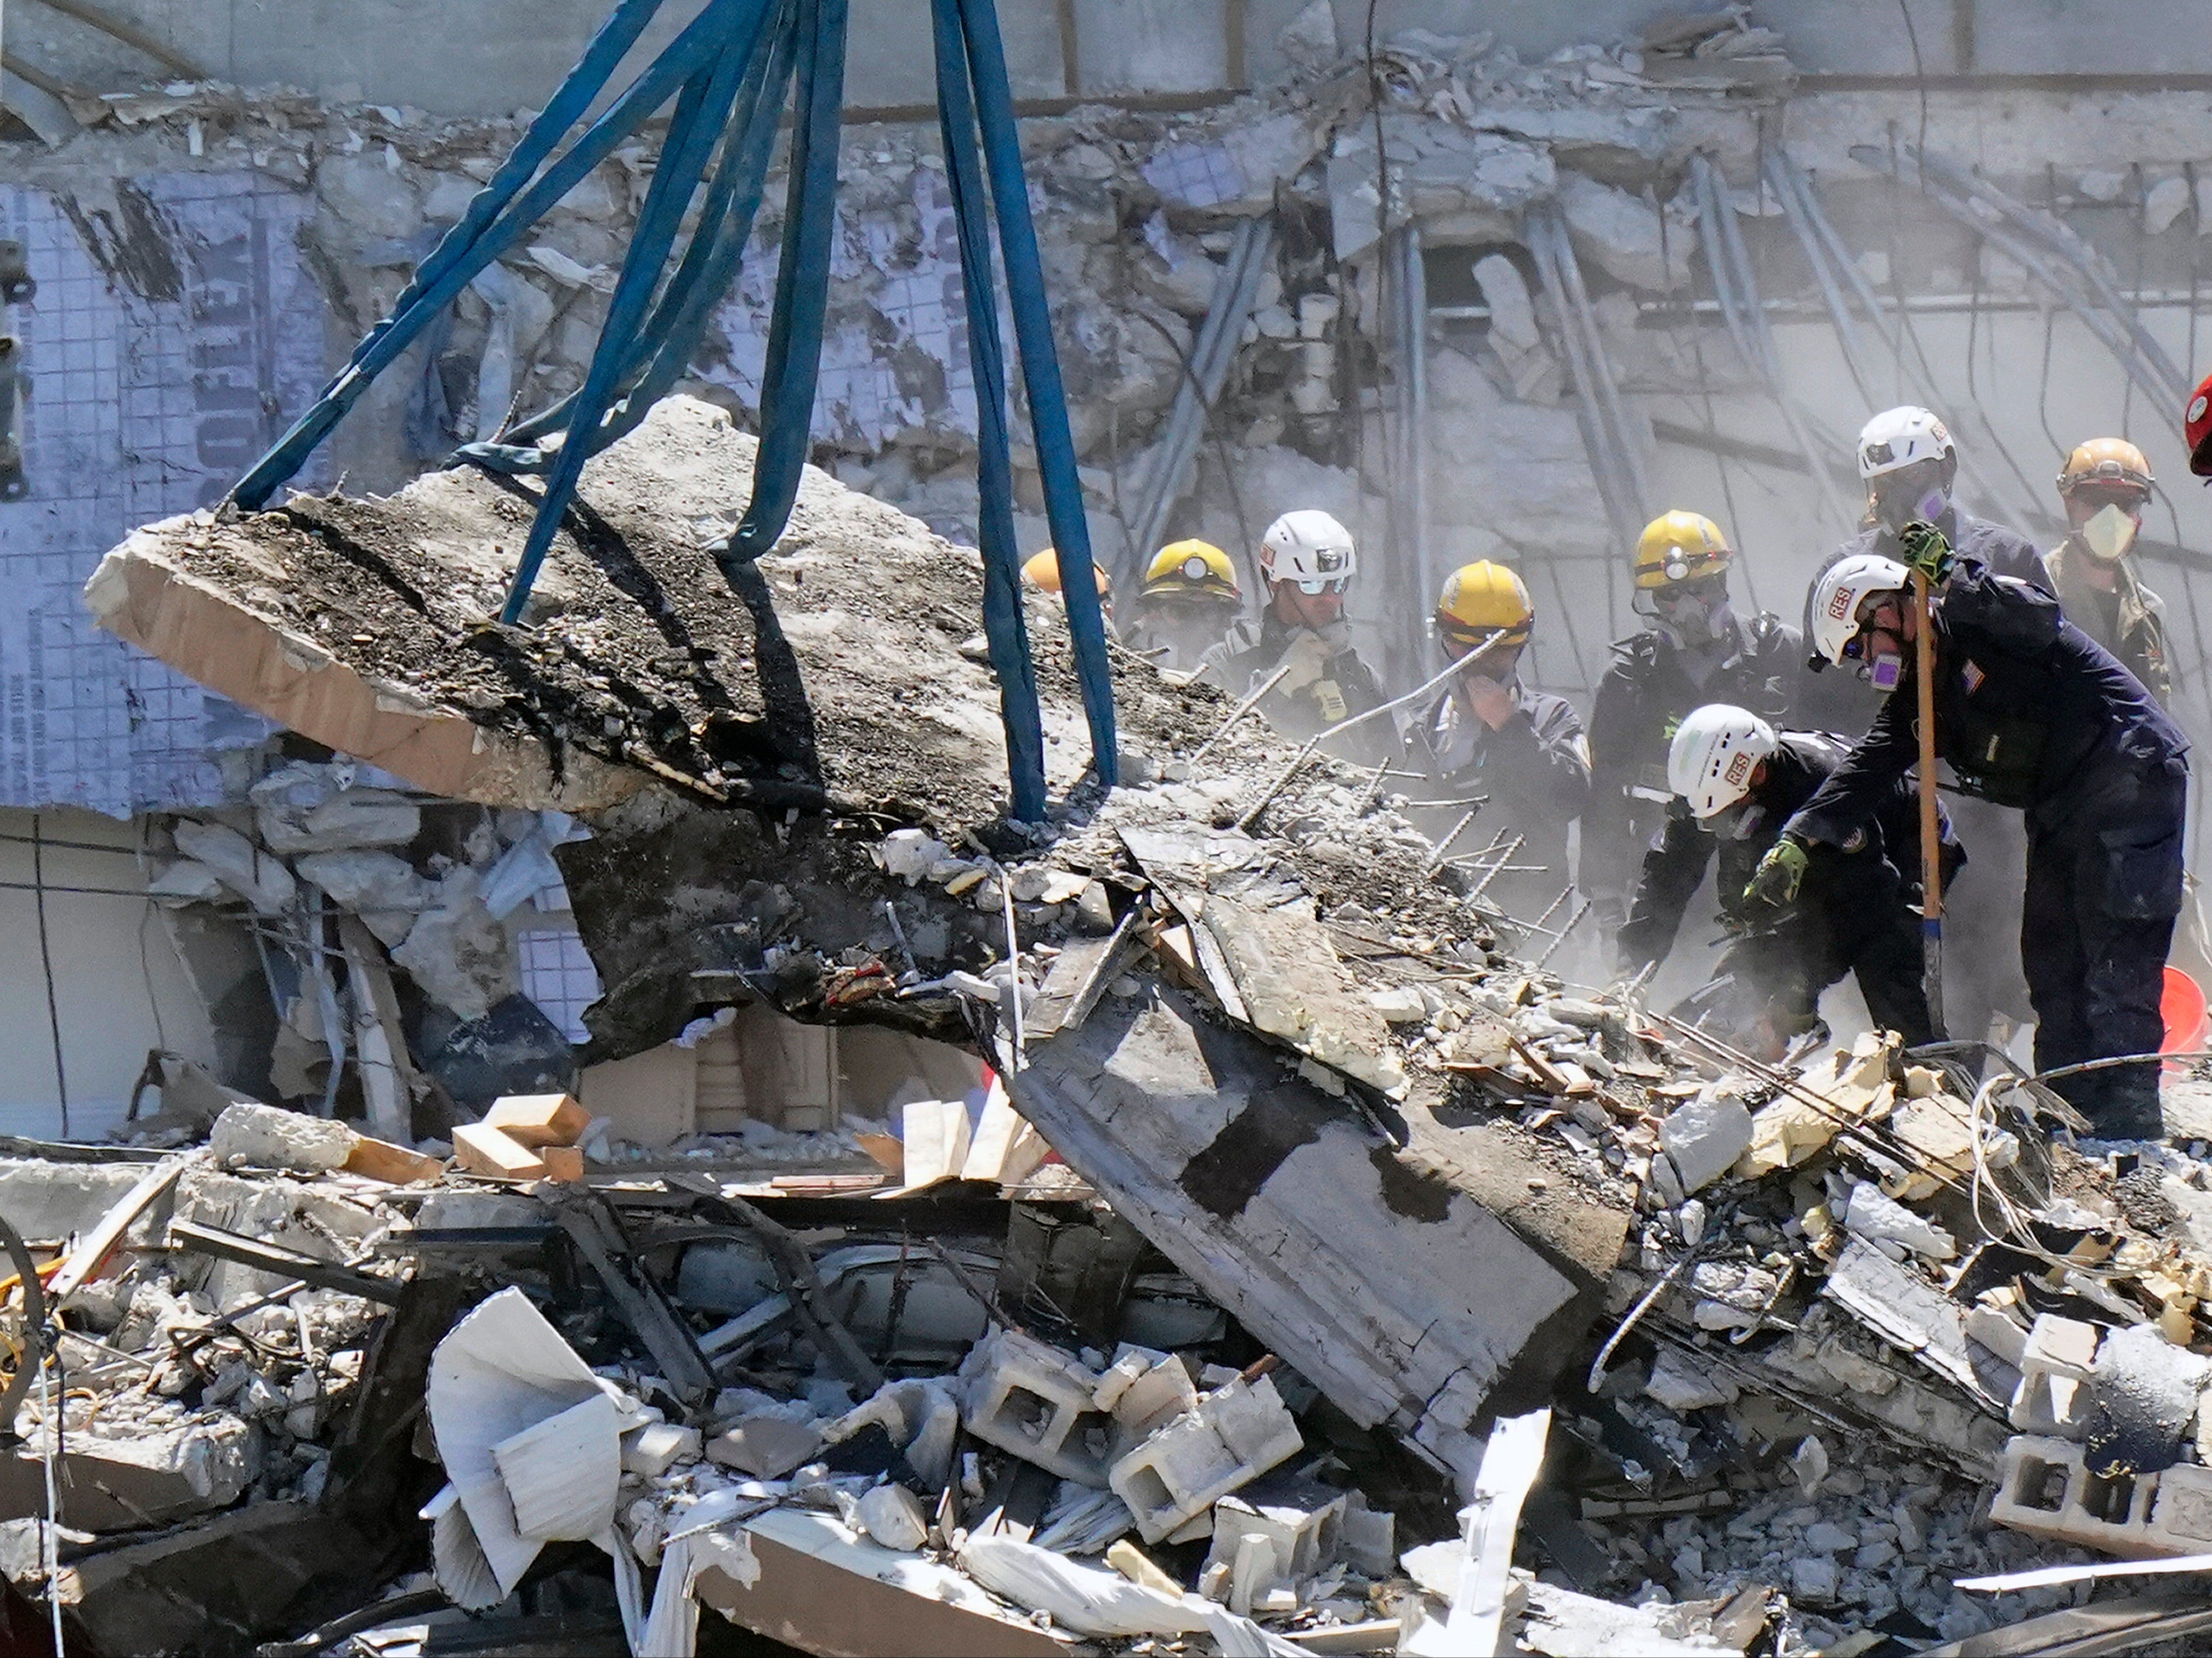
left=1743, top=835, right=1809, bottom=909
left=1898, top=520, right=1954, bottom=586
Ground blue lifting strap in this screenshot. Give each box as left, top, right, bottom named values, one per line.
left=929, top=0, right=1044, bottom=821
left=224, top=0, right=1116, bottom=818
left=952, top=0, right=1116, bottom=786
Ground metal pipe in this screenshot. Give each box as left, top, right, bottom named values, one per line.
left=1401, top=225, right=1431, bottom=670
left=1548, top=209, right=1650, bottom=514
left=1899, top=140, right=2189, bottom=403
left=1690, top=155, right=1767, bottom=380
left=1525, top=212, right=1642, bottom=549
left=1761, top=148, right=1880, bottom=401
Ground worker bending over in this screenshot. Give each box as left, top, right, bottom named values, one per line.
left=1805, top=406, right=2042, bottom=1051
left=2044, top=440, right=2171, bottom=703
left=1586, top=512, right=1803, bottom=936
left=1411, top=562, right=1591, bottom=922
left=1199, top=510, right=1385, bottom=750
left=1762, top=529, right=2189, bottom=1138
left=1124, top=540, right=1242, bottom=675
left=1621, top=706, right=1946, bottom=1057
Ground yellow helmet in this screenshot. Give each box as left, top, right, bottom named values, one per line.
left=1435, top=560, right=1533, bottom=651
left=2057, top=438, right=2153, bottom=497
left=1633, top=510, right=1734, bottom=590
left=1022, top=547, right=1109, bottom=597
left=1142, top=540, right=1241, bottom=604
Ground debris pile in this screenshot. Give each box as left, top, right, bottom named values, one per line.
left=16, top=398, right=2211, bottom=1654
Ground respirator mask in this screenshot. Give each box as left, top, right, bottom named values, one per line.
left=1871, top=462, right=1951, bottom=535
left=2072, top=494, right=2144, bottom=563
left=1841, top=598, right=1907, bottom=693
left=1638, top=573, right=1733, bottom=651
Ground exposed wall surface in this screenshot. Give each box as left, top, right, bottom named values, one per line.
left=0, top=806, right=217, bottom=1135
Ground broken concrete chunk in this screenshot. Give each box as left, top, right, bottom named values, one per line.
left=1659, top=1095, right=1752, bottom=1194
left=210, top=1102, right=356, bottom=1173
left=1645, top=1347, right=1740, bottom=1413
left=258, top=787, right=421, bottom=855
left=876, top=829, right=951, bottom=885
left=394, top=869, right=520, bottom=1022
left=1204, top=1473, right=1347, bottom=1614
left=1965, top=1304, right=2029, bottom=1368
left=1558, top=170, right=1693, bottom=292
left=2084, top=1321, right=2211, bottom=1477
left=173, top=820, right=297, bottom=915
left=856, top=1482, right=931, bottom=1551
left=1108, top=1375, right=1302, bottom=1544
left=1842, top=1180, right=1956, bottom=1261
left=706, top=1415, right=822, bottom=1480
left=296, top=850, right=429, bottom=946
left=958, top=1533, right=1212, bottom=1638
left=621, top=1422, right=702, bottom=1478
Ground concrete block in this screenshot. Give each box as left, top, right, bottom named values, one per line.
left=959, top=1327, right=1117, bottom=1487
left=1991, top=1434, right=2172, bottom=1555
left=1101, top=1349, right=1197, bottom=1441
left=210, top=1103, right=355, bottom=1173
left=1341, top=1493, right=1395, bottom=1577
left=483, top=1093, right=589, bottom=1148
left=1108, top=1375, right=1302, bottom=1544
left=451, top=1123, right=547, bottom=1181
left=2086, top=1323, right=2212, bottom=1475
left=621, top=1422, right=700, bottom=1478
left=706, top=1415, right=822, bottom=1480
left=1204, top=1473, right=1347, bottom=1600
left=1658, top=1096, right=1753, bottom=1194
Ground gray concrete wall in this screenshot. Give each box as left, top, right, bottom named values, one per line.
left=18, top=0, right=2212, bottom=121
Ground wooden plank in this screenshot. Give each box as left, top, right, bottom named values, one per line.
left=46, top=1152, right=195, bottom=1301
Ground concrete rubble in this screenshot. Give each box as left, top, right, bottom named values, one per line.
left=0, top=355, right=2185, bottom=1654
left=3, top=7, right=2212, bottom=1655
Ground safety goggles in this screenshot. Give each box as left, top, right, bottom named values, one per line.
left=1839, top=595, right=1904, bottom=661
left=1291, top=575, right=1350, bottom=595
left=2064, top=483, right=2148, bottom=519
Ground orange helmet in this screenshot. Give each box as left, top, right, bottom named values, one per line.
left=1021, top=548, right=1109, bottom=597
left=2057, top=438, right=2153, bottom=498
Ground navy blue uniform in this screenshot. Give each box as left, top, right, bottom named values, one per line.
left=1622, top=732, right=1946, bottom=1049
left=1584, top=612, right=1805, bottom=912
left=1787, top=562, right=2189, bottom=1135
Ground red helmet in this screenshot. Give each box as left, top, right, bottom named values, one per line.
left=2189, top=367, right=2212, bottom=475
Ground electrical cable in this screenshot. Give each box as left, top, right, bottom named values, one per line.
left=2124, top=162, right=2148, bottom=439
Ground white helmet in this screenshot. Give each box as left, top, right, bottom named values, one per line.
left=1857, top=406, right=1955, bottom=480
left=1809, top=552, right=1911, bottom=666
left=1260, top=510, right=1357, bottom=593
left=1669, top=705, right=1779, bottom=820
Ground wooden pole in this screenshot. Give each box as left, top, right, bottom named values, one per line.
left=1912, top=567, right=1947, bottom=1039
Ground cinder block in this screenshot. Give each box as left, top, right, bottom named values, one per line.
left=452, top=1123, right=547, bottom=1181
left=1109, top=1375, right=1303, bottom=1544
left=2010, top=1372, right=2090, bottom=1437
left=484, top=1093, right=590, bottom=1148
left=1989, top=1434, right=2212, bottom=1558
left=958, top=1327, right=1117, bottom=1486
left=1095, top=1346, right=1197, bottom=1441
left=1204, top=1472, right=1348, bottom=1604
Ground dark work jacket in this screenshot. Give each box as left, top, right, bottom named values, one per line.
left=1788, top=562, right=2189, bottom=852
left=1796, top=509, right=2050, bottom=734
left=1584, top=611, right=1803, bottom=903
left=1413, top=678, right=1592, bottom=913
left=1618, top=732, right=1947, bottom=975
left=1199, top=612, right=1388, bottom=755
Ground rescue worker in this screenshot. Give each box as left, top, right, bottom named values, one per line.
left=1198, top=510, right=1386, bottom=749
left=1802, top=406, right=2043, bottom=1050
left=2044, top=439, right=2171, bottom=703
left=1585, top=511, right=1804, bottom=937
left=1411, top=561, right=1592, bottom=924
left=1022, top=547, right=1112, bottom=616
left=1125, top=539, right=1242, bottom=674
left=1619, top=706, right=1947, bottom=1055
left=1758, top=527, right=2189, bottom=1138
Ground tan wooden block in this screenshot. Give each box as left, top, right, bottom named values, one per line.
left=452, top=1123, right=547, bottom=1180
left=482, top=1093, right=590, bottom=1148
left=538, top=1145, right=585, bottom=1183
left=343, top=1135, right=448, bottom=1185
